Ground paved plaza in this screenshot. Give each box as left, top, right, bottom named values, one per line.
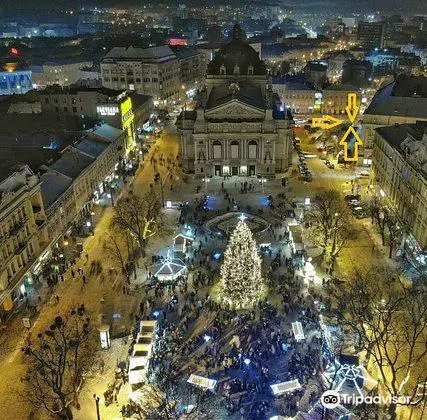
left=0, top=124, right=417, bottom=420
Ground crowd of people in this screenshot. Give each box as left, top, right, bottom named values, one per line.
left=122, top=193, right=329, bottom=419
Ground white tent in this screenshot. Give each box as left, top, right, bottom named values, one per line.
left=150, top=250, right=187, bottom=281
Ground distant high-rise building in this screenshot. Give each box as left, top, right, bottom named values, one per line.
left=357, top=22, right=385, bottom=50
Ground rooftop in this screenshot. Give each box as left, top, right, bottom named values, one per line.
left=128, top=93, right=153, bottom=109
left=271, top=75, right=315, bottom=91
left=39, top=170, right=73, bottom=209
left=40, top=85, right=125, bottom=98
left=170, top=46, right=202, bottom=60
left=365, top=77, right=427, bottom=118
left=324, top=83, right=360, bottom=91
left=103, top=45, right=177, bottom=63
left=207, top=24, right=266, bottom=76
left=86, top=123, right=123, bottom=142
left=205, top=83, right=265, bottom=110
left=50, top=146, right=95, bottom=179
left=74, top=138, right=109, bottom=158
left=376, top=122, right=427, bottom=177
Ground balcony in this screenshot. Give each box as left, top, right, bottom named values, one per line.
left=15, top=242, right=26, bottom=255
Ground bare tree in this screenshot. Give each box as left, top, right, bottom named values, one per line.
left=132, top=381, right=219, bottom=420
left=367, top=197, right=387, bottom=245
left=104, top=223, right=137, bottom=283
left=305, top=190, right=352, bottom=268
left=330, top=269, right=427, bottom=419
left=20, top=305, right=98, bottom=419
left=385, top=212, right=401, bottom=259
left=113, top=190, right=162, bottom=256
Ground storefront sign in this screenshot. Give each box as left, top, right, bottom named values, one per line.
left=97, top=105, right=119, bottom=116
left=120, top=97, right=134, bottom=128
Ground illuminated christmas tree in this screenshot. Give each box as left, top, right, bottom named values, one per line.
left=219, top=216, right=265, bottom=308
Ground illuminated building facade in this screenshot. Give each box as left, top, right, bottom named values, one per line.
left=372, top=123, right=427, bottom=256
left=177, top=25, right=293, bottom=178
left=0, top=165, right=45, bottom=317
left=0, top=55, right=32, bottom=96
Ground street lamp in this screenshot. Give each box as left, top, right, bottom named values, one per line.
left=259, top=178, right=267, bottom=193
left=202, top=177, right=210, bottom=192
left=93, top=394, right=101, bottom=420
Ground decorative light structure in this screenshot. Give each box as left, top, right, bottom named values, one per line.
left=219, top=219, right=265, bottom=308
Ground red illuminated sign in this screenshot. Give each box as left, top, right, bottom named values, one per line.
left=168, top=38, right=188, bottom=46
left=10, top=48, right=19, bottom=56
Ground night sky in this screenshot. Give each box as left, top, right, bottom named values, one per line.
left=1, top=0, right=426, bottom=13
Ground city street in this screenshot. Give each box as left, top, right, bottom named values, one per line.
left=0, top=127, right=184, bottom=420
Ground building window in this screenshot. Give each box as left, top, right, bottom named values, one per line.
left=248, top=65, right=254, bottom=75
left=213, top=140, right=222, bottom=159
left=230, top=140, right=239, bottom=159
left=233, top=65, right=240, bottom=75
left=220, top=65, right=226, bottom=75
left=248, top=140, right=258, bottom=159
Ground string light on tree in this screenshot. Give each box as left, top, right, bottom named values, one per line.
left=218, top=219, right=266, bottom=308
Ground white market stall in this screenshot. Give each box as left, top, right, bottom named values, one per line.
left=187, top=374, right=217, bottom=391
left=291, top=321, right=305, bottom=341
left=270, top=379, right=302, bottom=396
left=149, top=250, right=187, bottom=282
left=128, top=320, right=157, bottom=385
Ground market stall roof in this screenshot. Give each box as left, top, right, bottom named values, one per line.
left=271, top=379, right=302, bottom=396
left=150, top=251, right=187, bottom=281
left=187, top=374, right=217, bottom=390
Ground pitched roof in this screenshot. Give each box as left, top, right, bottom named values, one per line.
left=39, top=170, right=73, bottom=209
left=103, top=45, right=177, bottom=62
left=50, top=146, right=95, bottom=179
left=74, top=138, right=109, bottom=158
left=365, top=80, right=427, bottom=118
left=86, top=123, right=123, bottom=142
left=375, top=122, right=427, bottom=176
left=205, top=84, right=265, bottom=110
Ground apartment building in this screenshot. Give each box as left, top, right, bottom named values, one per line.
left=372, top=122, right=427, bottom=255
left=40, top=124, right=128, bottom=246
left=171, top=45, right=206, bottom=85
left=40, top=85, right=152, bottom=147
left=321, top=83, right=361, bottom=115
left=0, top=165, right=45, bottom=316
left=31, top=58, right=93, bottom=87
left=101, top=46, right=180, bottom=102
left=357, top=22, right=385, bottom=50
left=271, top=75, right=317, bottom=115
